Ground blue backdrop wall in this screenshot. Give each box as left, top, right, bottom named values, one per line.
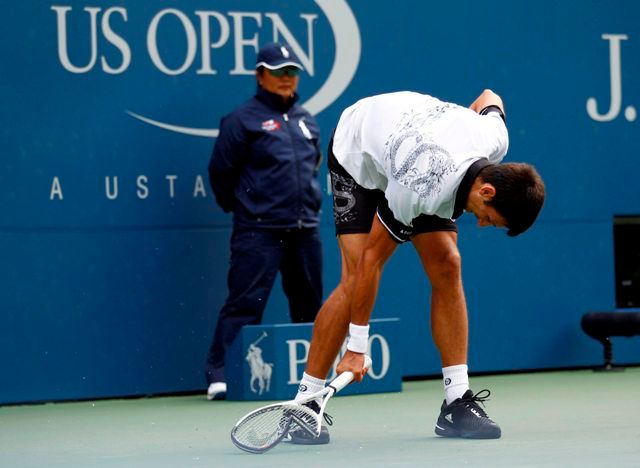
left=1, top=0, right=639, bottom=404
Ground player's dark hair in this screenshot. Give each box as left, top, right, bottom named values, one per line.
left=479, top=163, right=545, bottom=237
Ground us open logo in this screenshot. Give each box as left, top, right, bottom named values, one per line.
left=51, top=1, right=361, bottom=138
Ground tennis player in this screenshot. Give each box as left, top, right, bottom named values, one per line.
left=290, top=89, right=545, bottom=443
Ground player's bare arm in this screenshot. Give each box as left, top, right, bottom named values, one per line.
left=469, top=89, right=505, bottom=115
left=349, top=215, right=397, bottom=326
left=337, top=216, right=397, bottom=381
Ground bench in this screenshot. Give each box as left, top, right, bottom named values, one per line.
left=581, top=311, right=640, bottom=370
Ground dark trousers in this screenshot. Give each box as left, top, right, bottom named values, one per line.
left=205, top=226, right=323, bottom=384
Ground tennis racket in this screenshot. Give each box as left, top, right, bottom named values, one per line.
left=230, top=355, right=372, bottom=454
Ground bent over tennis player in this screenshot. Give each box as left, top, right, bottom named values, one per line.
left=290, top=89, right=545, bottom=443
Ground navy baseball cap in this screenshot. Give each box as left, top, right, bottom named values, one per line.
left=255, top=42, right=303, bottom=70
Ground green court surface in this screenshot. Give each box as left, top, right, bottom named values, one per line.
left=1, top=368, right=638, bottom=467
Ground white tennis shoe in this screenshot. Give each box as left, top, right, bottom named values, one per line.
left=207, top=382, right=227, bottom=400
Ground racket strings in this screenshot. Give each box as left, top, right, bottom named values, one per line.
left=231, top=404, right=321, bottom=452
left=287, top=406, right=321, bottom=435
left=302, top=399, right=334, bottom=426
left=231, top=406, right=291, bottom=451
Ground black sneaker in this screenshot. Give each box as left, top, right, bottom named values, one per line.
left=435, top=389, right=501, bottom=439
left=288, top=400, right=332, bottom=445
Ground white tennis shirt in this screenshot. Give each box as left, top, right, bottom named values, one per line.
left=332, top=92, right=509, bottom=225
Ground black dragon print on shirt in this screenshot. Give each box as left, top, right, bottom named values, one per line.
left=384, top=104, right=457, bottom=200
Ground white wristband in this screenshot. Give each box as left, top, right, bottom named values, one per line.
left=346, top=323, right=370, bottom=353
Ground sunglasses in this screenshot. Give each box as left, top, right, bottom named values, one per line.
left=268, top=67, right=300, bottom=77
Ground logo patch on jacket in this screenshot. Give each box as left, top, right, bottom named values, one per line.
left=261, top=119, right=281, bottom=131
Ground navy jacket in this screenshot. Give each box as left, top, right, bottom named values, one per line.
left=209, top=87, right=323, bottom=229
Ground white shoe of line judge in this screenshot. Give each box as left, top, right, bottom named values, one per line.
left=207, top=382, right=227, bottom=400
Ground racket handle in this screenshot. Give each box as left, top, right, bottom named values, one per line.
left=364, top=355, right=372, bottom=369
left=329, top=355, right=373, bottom=394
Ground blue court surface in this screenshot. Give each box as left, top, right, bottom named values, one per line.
left=1, top=368, right=638, bottom=467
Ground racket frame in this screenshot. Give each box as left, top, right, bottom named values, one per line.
left=230, top=355, right=372, bottom=453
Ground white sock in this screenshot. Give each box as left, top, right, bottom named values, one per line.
left=442, top=364, right=469, bottom=405
left=295, top=372, right=326, bottom=402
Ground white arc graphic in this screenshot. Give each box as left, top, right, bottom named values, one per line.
left=126, top=0, right=361, bottom=138
left=301, top=0, right=361, bottom=116
left=126, top=111, right=220, bottom=137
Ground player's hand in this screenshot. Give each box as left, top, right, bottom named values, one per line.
left=336, top=350, right=370, bottom=382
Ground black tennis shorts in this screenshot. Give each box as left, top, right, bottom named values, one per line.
left=327, top=138, right=457, bottom=243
